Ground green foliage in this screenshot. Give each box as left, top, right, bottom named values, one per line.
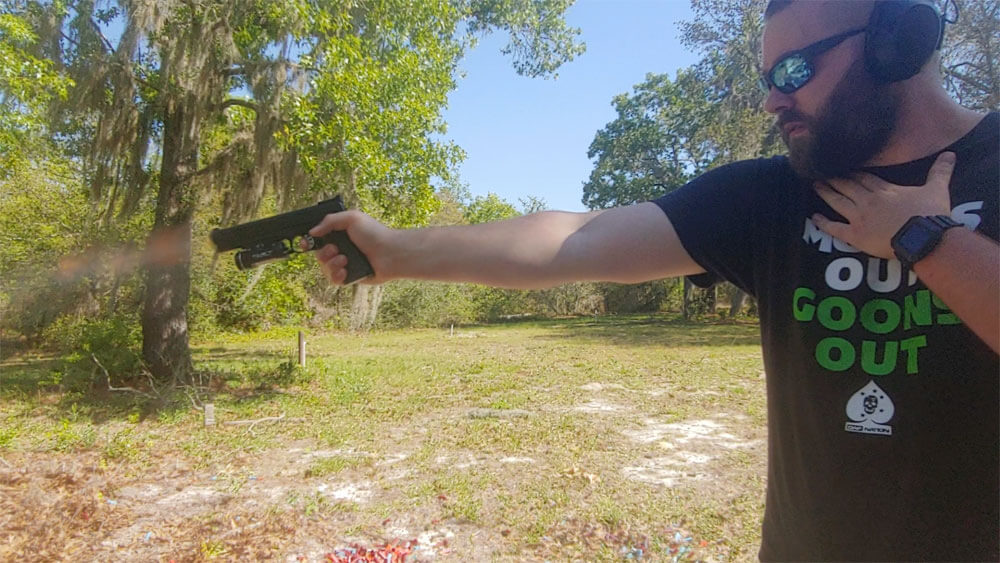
left=3, top=0, right=584, bottom=375
left=600, top=280, right=677, bottom=314
left=47, top=418, right=97, bottom=452
left=284, top=0, right=583, bottom=228
left=206, top=257, right=313, bottom=332
left=518, top=195, right=548, bottom=214
left=470, top=285, right=537, bottom=321
left=679, top=0, right=780, bottom=162
left=0, top=152, right=153, bottom=343
left=464, top=0, right=586, bottom=79
left=528, top=282, right=604, bottom=316
left=583, top=70, right=717, bottom=209
left=0, top=12, right=87, bottom=342
left=1, top=165, right=92, bottom=340
left=103, top=428, right=145, bottom=463
left=377, top=280, right=477, bottom=328
left=464, top=192, right=520, bottom=224
left=305, top=454, right=371, bottom=478
left=44, top=315, right=144, bottom=381
left=287, top=0, right=464, bottom=227
left=0, top=12, right=73, bottom=178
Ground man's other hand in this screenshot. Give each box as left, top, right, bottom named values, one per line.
left=812, top=151, right=955, bottom=259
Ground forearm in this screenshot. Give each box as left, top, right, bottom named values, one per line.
left=913, top=227, right=1000, bottom=353
left=380, top=203, right=704, bottom=289
left=382, top=210, right=605, bottom=289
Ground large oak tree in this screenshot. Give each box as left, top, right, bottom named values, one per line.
left=6, top=0, right=583, bottom=384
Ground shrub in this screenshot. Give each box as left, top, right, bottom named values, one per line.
left=42, top=314, right=144, bottom=384
left=377, top=280, right=476, bottom=327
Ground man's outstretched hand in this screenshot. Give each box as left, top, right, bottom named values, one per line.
left=305, top=209, right=394, bottom=285
left=812, top=151, right=955, bottom=259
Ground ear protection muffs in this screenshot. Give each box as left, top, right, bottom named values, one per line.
left=865, top=0, right=945, bottom=83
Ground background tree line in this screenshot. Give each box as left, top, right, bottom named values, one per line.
left=1, top=0, right=996, bottom=386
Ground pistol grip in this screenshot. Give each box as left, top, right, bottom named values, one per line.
left=317, top=230, right=374, bottom=284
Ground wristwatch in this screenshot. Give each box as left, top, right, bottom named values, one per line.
left=890, top=215, right=962, bottom=269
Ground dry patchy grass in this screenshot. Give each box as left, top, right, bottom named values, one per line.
left=0, top=315, right=766, bottom=561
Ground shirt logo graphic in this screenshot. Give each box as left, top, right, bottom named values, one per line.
left=844, top=380, right=894, bottom=436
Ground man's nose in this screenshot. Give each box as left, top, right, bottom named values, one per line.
left=763, top=86, right=794, bottom=114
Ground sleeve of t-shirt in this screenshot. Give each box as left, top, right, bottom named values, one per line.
left=651, top=158, right=773, bottom=297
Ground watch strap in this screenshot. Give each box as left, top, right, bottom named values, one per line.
left=926, top=214, right=961, bottom=230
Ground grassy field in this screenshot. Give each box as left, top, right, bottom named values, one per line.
left=0, top=315, right=767, bottom=561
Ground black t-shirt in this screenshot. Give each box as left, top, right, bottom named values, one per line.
left=653, top=112, right=999, bottom=562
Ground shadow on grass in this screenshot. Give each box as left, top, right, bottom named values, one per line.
left=190, top=348, right=289, bottom=362
left=514, top=315, right=761, bottom=348
left=1, top=360, right=179, bottom=424
left=3, top=315, right=759, bottom=426
left=0, top=351, right=300, bottom=426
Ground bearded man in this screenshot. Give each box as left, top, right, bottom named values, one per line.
left=308, top=1, right=999, bottom=559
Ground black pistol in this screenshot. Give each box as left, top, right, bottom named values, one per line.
left=210, top=196, right=374, bottom=284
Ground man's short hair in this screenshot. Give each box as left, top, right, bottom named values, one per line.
left=763, top=0, right=877, bottom=26
left=764, top=0, right=793, bottom=19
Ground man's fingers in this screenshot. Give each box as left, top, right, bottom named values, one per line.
left=811, top=213, right=848, bottom=239
left=815, top=183, right=856, bottom=215
left=309, top=210, right=356, bottom=237
left=315, top=244, right=340, bottom=261
left=927, top=151, right=956, bottom=189
left=323, top=264, right=348, bottom=284
left=824, top=178, right=869, bottom=201
left=319, top=254, right=349, bottom=284
left=850, top=172, right=890, bottom=192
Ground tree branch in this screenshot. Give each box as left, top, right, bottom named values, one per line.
left=944, top=66, right=993, bottom=93
left=91, top=353, right=156, bottom=399
left=88, top=17, right=116, bottom=55
left=223, top=61, right=318, bottom=77
left=184, top=131, right=254, bottom=181
left=217, top=98, right=261, bottom=113
left=59, top=31, right=160, bottom=93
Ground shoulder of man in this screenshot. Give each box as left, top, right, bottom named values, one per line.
left=681, top=155, right=792, bottom=194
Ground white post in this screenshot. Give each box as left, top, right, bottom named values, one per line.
left=204, top=403, right=215, bottom=427
left=298, top=331, right=306, bottom=367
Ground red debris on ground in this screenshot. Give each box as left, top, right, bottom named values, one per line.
left=326, top=539, right=419, bottom=562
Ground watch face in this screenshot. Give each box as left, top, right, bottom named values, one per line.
left=897, top=223, right=936, bottom=252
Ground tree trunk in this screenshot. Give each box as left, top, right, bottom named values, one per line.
left=682, top=277, right=692, bottom=320
left=141, top=221, right=193, bottom=385
left=141, top=97, right=197, bottom=385
left=729, top=288, right=748, bottom=318
left=364, top=285, right=383, bottom=328
left=349, top=285, right=366, bottom=331
left=347, top=284, right=385, bottom=331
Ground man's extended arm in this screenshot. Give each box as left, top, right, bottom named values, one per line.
left=308, top=201, right=706, bottom=290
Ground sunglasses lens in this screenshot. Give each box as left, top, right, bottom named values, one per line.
left=772, top=55, right=813, bottom=93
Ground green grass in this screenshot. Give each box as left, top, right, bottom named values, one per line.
left=0, top=314, right=766, bottom=561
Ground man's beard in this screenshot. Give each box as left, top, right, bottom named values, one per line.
left=780, top=60, right=898, bottom=180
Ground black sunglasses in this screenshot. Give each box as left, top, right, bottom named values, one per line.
left=759, top=27, right=867, bottom=94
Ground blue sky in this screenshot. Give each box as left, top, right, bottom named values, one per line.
left=441, top=0, right=702, bottom=213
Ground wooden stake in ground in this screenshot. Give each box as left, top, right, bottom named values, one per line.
left=298, top=331, right=306, bottom=367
